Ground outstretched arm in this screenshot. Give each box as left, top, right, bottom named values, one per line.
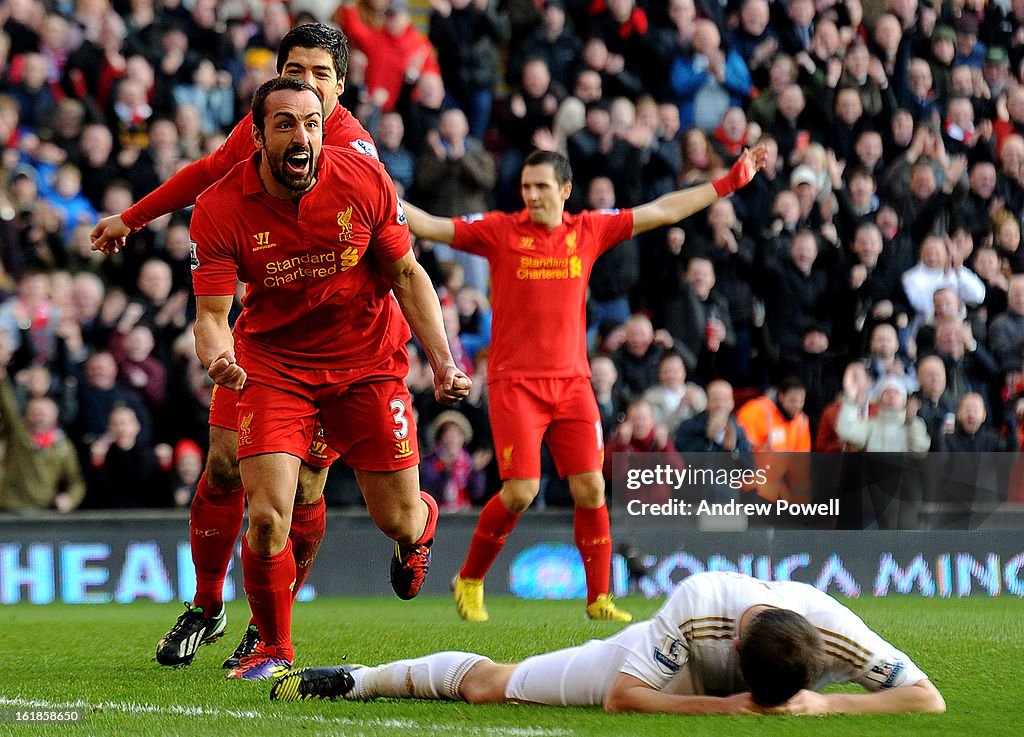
left=630, top=145, right=767, bottom=237
left=767, top=680, right=945, bottom=715
left=603, top=673, right=761, bottom=715
left=401, top=199, right=457, bottom=244
left=91, top=117, right=254, bottom=253
left=384, top=250, right=471, bottom=404
left=91, top=159, right=227, bottom=254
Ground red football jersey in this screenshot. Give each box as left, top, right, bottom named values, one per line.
left=123, top=104, right=377, bottom=229
left=190, top=145, right=411, bottom=368
left=453, top=209, right=633, bottom=380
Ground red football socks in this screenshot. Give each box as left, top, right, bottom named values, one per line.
left=407, top=490, right=438, bottom=548
left=460, top=494, right=521, bottom=581
left=574, top=503, right=612, bottom=605
left=241, top=535, right=296, bottom=662
left=189, top=473, right=245, bottom=617
left=289, top=496, right=326, bottom=599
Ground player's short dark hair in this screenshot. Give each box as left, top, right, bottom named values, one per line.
left=524, top=149, right=573, bottom=185
left=277, top=23, right=349, bottom=80
left=738, top=608, right=826, bottom=706
left=251, top=77, right=324, bottom=136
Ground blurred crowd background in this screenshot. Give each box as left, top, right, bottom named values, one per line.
left=3, top=0, right=1024, bottom=523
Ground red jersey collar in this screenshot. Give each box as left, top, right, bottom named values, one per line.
left=329, top=103, right=352, bottom=129
left=241, top=153, right=264, bottom=197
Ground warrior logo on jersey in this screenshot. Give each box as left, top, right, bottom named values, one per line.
left=337, top=207, right=354, bottom=241
left=253, top=231, right=277, bottom=251
left=190, top=241, right=200, bottom=271
left=866, top=660, right=906, bottom=689
left=519, top=237, right=535, bottom=250
left=654, top=637, right=685, bottom=675
left=350, top=139, right=379, bottom=159
left=396, top=199, right=407, bottom=226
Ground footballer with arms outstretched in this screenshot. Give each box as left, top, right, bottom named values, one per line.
left=399, top=146, right=767, bottom=624
left=91, top=24, right=384, bottom=670
left=271, top=571, right=945, bottom=715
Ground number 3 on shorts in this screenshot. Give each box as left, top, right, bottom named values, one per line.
left=390, top=398, right=409, bottom=440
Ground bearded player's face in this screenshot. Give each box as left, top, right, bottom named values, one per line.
left=258, top=88, right=324, bottom=197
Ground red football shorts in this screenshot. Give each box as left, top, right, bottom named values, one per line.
left=208, top=384, right=339, bottom=469
left=234, top=347, right=418, bottom=472
left=489, top=376, right=603, bottom=480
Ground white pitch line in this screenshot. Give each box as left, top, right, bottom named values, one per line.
left=0, top=696, right=573, bottom=737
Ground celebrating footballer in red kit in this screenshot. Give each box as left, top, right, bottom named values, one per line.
left=90, top=25, right=385, bottom=672
left=189, top=76, right=470, bottom=679
left=402, top=144, right=766, bottom=624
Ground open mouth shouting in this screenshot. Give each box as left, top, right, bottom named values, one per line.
left=284, top=147, right=311, bottom=177
left=270, top=145, right=316, bottom=192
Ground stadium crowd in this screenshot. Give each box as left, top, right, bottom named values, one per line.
left=3, top=0, right=1024, bottom=522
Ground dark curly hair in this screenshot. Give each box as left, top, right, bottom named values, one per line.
left=277, top=23, right=349, bottom=80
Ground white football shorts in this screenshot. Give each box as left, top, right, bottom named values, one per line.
left=504, top=623, right=647, bottom=706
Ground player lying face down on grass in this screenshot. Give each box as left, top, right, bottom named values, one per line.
left=270, top=572, right=945, bottom=715
left=190, top=76, right=471, bottom=678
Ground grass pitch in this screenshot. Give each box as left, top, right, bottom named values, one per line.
left=0, top=594, right=1018, bottom=737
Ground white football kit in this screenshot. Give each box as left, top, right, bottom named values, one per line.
left=505, top=571, right=928, bottom=706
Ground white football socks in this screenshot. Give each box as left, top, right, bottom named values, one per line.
left=348, top=652, right=490, bottom=701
